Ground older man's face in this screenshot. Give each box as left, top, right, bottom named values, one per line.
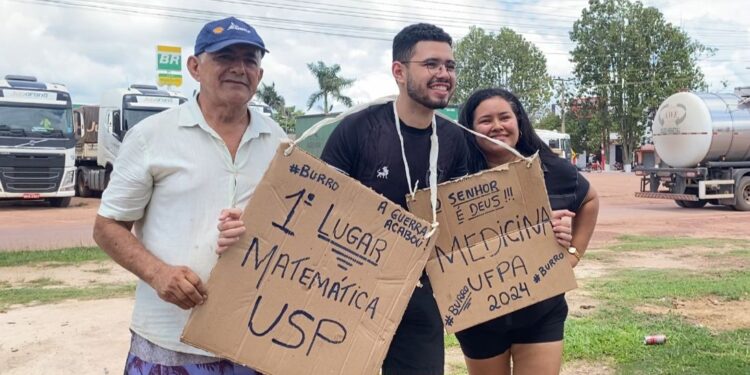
left=190, top=44, right=264, bottom=107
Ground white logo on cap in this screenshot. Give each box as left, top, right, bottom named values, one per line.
left=227, top=22, right=251, bottom=34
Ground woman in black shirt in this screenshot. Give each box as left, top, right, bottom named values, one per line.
left=455, top=88, right=599, bottom=375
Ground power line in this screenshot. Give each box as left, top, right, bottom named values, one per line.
left=12, top=0, right=748, bottom=66
left=16, top=0, right=395, bottom=40
left=209, top=0, right=584, bottom=36
left=335, top=0, right=583, bottom=23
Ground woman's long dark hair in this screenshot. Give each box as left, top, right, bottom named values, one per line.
left=458, top=87, right=556, bottom=173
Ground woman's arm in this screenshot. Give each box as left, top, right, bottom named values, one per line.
left=569, top=185, right=599, bottom=267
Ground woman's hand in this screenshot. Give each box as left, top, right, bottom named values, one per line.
left=551, top=209, right=575, bottom=249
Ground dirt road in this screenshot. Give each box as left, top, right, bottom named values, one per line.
left=584, top=172, right=749, bottom=246
left=0, top=197, right=100, bottom=251
left=1, top=172, right=747, bottom=251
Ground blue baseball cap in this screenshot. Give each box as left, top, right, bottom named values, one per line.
left=194, top=17, right=269, bottom=56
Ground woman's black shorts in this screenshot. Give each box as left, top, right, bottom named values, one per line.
left=455, top=294, right=569, bottom=360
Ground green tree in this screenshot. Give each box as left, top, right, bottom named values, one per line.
left=255, top=82, right=292, bottom=132
left=253, top=83, right=305, bottom=133
left=570, top=0, right=710, bottom=165
left=306, top=61, right=355, bottom=113
left=567, top=112, right=603, bottom=155
left=454, top=26, right=553, bottom=118
left=277, top=105, right=305, bottom=134
left=256, top=82, right=285, bottom=114
left=535, top=111, right=561, bottom=131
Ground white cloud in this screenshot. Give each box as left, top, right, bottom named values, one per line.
left=2, top=0, right=748, bottom=111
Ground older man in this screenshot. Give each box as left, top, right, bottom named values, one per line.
left=93, top=17, right=285, bottom=374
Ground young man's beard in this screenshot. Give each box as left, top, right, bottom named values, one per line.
left=405, top=75, right=452, bottom=110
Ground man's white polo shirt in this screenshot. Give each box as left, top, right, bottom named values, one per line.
left=99, top=96, right=287, bottom=355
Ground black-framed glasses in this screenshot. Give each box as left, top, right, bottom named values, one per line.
left=400, top=59, right=458, bottom=74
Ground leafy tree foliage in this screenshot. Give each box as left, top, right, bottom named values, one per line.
left=256, top=82, right=285, bottom=114
left=454, top=26, right=553, bottom=118
left=570, top=0, right=710, bottom=164
left=306, top=61, right=355, bottom=113
left=254, top=82, right=303, bottom=133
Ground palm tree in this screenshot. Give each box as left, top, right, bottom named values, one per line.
left=256, top=82, right=285, bottom=114
left=306, top=61, right=355, bottom=113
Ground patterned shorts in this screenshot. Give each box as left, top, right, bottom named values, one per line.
left=124, top=353, right=260, bottom=375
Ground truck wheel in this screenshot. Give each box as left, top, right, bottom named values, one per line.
left=48, top=197, right=71, bottom=208
left=733, top=177, right=750, bottom=211
left=676, top=188, right=707, bottom=208
left=680, top=200, right=707, bottom=208
left=77, top=171, right=92, bottom=198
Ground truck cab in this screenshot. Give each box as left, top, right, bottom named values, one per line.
left=535, top=129, right=573, bottom=161
left=0, top=75, right=76, bottom=207
left=75, top=84, right=185, bottom=196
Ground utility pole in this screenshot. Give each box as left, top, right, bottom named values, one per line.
left=553, top=77, right=574, bottom=133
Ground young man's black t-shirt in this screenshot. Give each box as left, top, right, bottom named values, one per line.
left=321, top=102, right=469, bottom=208
left=320, top=102, right=469, bottom=375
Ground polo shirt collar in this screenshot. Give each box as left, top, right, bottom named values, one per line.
left=178, top=93, right=273, bottom=140
left=178, top=94, right=207, bottom=130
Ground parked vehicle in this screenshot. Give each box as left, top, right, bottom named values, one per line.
left=535, top=129, right=573, bottom=161
left=0, top=75, right=75, bottom=207
left=634, top=89, right=750, bottom=210
left=74, top=84, right=185, bottom=196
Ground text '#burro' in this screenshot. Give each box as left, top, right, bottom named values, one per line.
left=288, top=162, right=339, bottom=191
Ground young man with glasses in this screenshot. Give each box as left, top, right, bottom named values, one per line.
left=320, top=23, right=469, bottom=375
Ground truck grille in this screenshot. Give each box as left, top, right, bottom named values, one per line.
left=0, top=167, right=63, bottom=193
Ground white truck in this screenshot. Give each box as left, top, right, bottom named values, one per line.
left=635, top=89, right=750, bottom=211
left=0, top=75, right=76, bottom=207
left=535, top=129, right=573, bottom=161
left=74, top=84, right=185, bottom=196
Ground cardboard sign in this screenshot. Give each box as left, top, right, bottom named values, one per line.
left=407, top=156, right=577, bottom=333
left=181, top=143, right=435, bottom=375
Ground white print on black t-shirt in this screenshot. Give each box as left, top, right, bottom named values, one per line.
left=377, top=166, right=390, bottom=179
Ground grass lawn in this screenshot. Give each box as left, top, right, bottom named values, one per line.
left=565, top=235, right=750, bottom=374
left=609, top=235, right=747, bottom=252
left=0, top=246, right=133, bottom=310
left=0, top=283, right=135, bottom=310
left=445, top=235, right=750, bottom=375
left=0, top=246, right=109, bottom=267
left=4, top=239, right=749, bottom=374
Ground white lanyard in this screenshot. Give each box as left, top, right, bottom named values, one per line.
left=287, top=96, right=443, bottom=238
left=392, top=101, right=439, bottom=237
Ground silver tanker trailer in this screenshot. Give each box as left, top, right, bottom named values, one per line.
left=635, top=88, right=750, bottom=211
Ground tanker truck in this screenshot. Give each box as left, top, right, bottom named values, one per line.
left=634, top=88, right=750, bottom=210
